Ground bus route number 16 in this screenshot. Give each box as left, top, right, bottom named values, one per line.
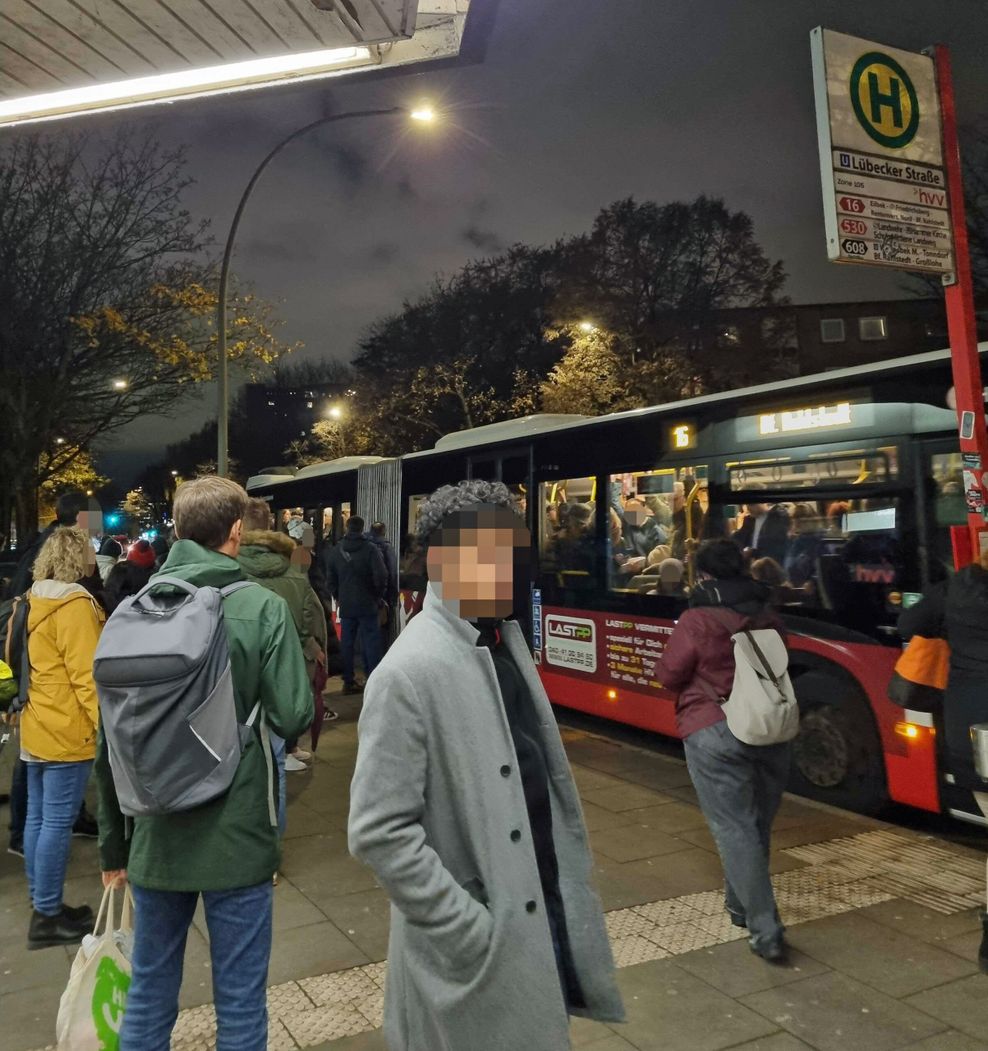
left=839, top=196, right=866, bottom=213
left=841, top=238, right=869, bottom=257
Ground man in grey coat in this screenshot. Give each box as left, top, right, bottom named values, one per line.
left=348, top=481, right=623, bottom=1051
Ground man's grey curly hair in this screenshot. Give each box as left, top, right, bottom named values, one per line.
left=415, top=480, right=521, bottom=543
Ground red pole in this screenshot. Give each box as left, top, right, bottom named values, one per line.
left=935, top=44, right=988, bottom=566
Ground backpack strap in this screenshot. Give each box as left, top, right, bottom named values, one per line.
left=223, top=582, right=276, bottom=826
left=742, top=629, right=783, bottom=689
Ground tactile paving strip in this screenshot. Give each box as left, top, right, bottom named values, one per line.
left=24, top=827, right=984, bottom=1050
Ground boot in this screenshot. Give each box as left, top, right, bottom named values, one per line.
left=28, top=907, right=94, bottom=950
left=62, top=902, right=94, bottom=923
left=979, top=910, right=988, bottom=975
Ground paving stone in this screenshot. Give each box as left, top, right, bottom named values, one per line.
left=580, top=800, right=639, bottom=833
left=741, top=972, right=947, bottom=1050
left=674, top=937, right=830, bottom=999
left=3, top=982, right=64, bottom=1051
left=571, top=765, right=630, bottom=793
left=903, top=973, right=988, bottom=1040
left=266, top=922, right=369, bottom=985
left=857, top=899, right=981, bottom=944
left=727, top=1034, right=814, bottom=1050
left=617, top=958, right=779, bottom=1050
left=569, top=1014, right=616, bottom=1046
left=281, top=1002, right=374, bottom=1046
left=786, top=912, right=977, bottom=997
left=592, top=822, right=694, bottom=863
left=313, top=887, right=391, bottom=963
left=936, top=928, right=982, bottom=966
left=582, top=783, right=677, bottom=813
left=573, top=1037, right=638, bottom=1050
left=616, top=802, right=709, bottom=834
left=283, top=803, right=340, bottom=840
left=902, top=1032, right=988, bottom=1050
left=614, top=848, right=726, bottom=902
left=273, top=879, right=333, bottom=932
left=309, top=1031, right=387, bottom=1050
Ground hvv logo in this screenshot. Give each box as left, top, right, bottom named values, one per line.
left=546, top=616, right=593, bottom=641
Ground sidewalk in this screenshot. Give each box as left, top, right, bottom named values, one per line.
left=1, top=687, right=985, bottom=1051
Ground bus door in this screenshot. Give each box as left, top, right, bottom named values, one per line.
left=917, top=439, right=968, bottom=584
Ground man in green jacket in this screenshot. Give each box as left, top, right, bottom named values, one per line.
left=96, top=476, right=313, bottom=1051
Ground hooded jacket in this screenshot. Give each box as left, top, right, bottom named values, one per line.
left=328, top=532, right=386, bottom=618
left=95, top=540, right=313, bottom=891
left=237, top=529, right=328, bottom=662
left=20, top=580, right=105, bottom=761
left=658, top=576, right=782, bottom=738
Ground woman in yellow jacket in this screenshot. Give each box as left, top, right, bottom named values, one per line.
left=21, top=527, right=105, bottom=949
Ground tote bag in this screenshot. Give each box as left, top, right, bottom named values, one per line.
left=56, top=885, right=134, bottom=1051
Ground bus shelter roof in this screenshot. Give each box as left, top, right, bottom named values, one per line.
left=0, top=0, right=481, bottom=127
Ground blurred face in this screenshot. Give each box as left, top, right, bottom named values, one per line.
left=624, top=498, right=651, bottom=527
left=427, top=507, right=529, bottom=621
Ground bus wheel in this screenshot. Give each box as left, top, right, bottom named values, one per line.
left=789, top=672, right=888, bottom=815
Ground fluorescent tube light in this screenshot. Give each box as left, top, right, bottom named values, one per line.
left=0, top=47, right=376, bottom=127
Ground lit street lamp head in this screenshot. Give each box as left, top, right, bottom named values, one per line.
left=409, top=104, right=437, bottom=123
left=112, top=378, right=128, bottom=390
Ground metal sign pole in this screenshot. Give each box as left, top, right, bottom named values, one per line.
left=935, top=44, right=988, bottom=563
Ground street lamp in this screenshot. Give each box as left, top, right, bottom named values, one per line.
left=216, top=103, right=438, bottom=476
left=112, top=378, right=128, bottom=390
left=327, top=405, right=343, bottom=421
left=578, top=321, right=596, bottom=333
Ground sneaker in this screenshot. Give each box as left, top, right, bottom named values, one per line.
left=291, top=747, right=313, bottom=763
left=322, top=709, right=339, bottom=723
left=28, top=907, right=94, bottom=950
left=272, top=872, right=280, bottom=887
left=72, top=808, right=98, bottom=839
left=284, top=754, right=309, bottom=773
left=7, top=843, right=24, bottom=859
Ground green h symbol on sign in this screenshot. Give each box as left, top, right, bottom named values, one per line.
left=850, top=51, right=920, bottom=149
left=867, top=70, right=903, bottom=129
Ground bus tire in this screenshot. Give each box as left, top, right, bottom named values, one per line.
left=788, top=671, right=888, bottom=815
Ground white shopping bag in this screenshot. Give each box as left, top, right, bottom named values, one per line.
left=56, top=884, right=134, bottom=1051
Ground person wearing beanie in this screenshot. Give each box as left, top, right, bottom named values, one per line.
left=104, top=545, right=155, bottom=615
left=127, top=540, right=156, bottom=570
left=95, top=538, right=122, bottom=584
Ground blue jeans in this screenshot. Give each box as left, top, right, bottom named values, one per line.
left=24, top=760, right=93, bottom=915
left=683, top=720, right=791, bottom=951
left=122, top=881, right=273, bottom=1051
left=340, top=613, right=383, bottom=686
left=9, top=757, right=28, bottom=848
left=269, top=731, right=287, bottom=836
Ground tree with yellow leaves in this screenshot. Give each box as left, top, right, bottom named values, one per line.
left=0, top=133, right=297, bottom=548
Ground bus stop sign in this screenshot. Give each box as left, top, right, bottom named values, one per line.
left=811, top=28, right=955, bottom=275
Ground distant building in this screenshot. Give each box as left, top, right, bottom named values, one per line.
left=240, top=381, right=351, bottom=474
left=712, top=297, right=969, bottom=380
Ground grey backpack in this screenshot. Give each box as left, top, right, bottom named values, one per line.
left=94, top=576, right=273, bottom=819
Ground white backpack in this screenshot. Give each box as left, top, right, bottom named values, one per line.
left=701, top=614, right=800, bottom=746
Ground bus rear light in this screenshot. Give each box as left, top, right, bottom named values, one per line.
left=606, top=689, right=618, bottom=701
left=894, top=721, right=929, bottom=740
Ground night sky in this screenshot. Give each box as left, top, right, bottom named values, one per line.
left=76, top=0, right=988, bottom=484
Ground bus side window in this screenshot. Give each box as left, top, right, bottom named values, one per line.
left=607, top=467, right=707, bottom=595
left=539, top=477, right=596, bottom=593
left=927, top=451, right=966, bottom=580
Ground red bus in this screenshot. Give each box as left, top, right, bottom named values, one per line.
left=248, top=346, right=985, bottom=821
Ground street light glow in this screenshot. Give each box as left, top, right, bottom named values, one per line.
left=113, top=378, right=128, bottom=390
left=327, top=406, right=343, bottom=420
left=579, top=321, right=596, bottom=333
left=410, top=105, right=437, bottom=123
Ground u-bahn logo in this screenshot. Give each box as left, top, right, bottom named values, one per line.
left=849, top=51, right=919, bottom=149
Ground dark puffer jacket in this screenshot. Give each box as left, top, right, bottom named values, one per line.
left=899, top=564, right=988, bottom=791
left=659, top=577, right=782, bottom=738
left=327, top=533, right=386, bottom=618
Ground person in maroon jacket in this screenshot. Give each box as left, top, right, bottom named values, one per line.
left=658, top=539, right=792, bottom=963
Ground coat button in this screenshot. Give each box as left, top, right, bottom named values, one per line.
left=510, top=829, right=521, bottom=842
left=500, top=764, right=511, bottom=777
left=525, top=900, right=537, bottom=913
